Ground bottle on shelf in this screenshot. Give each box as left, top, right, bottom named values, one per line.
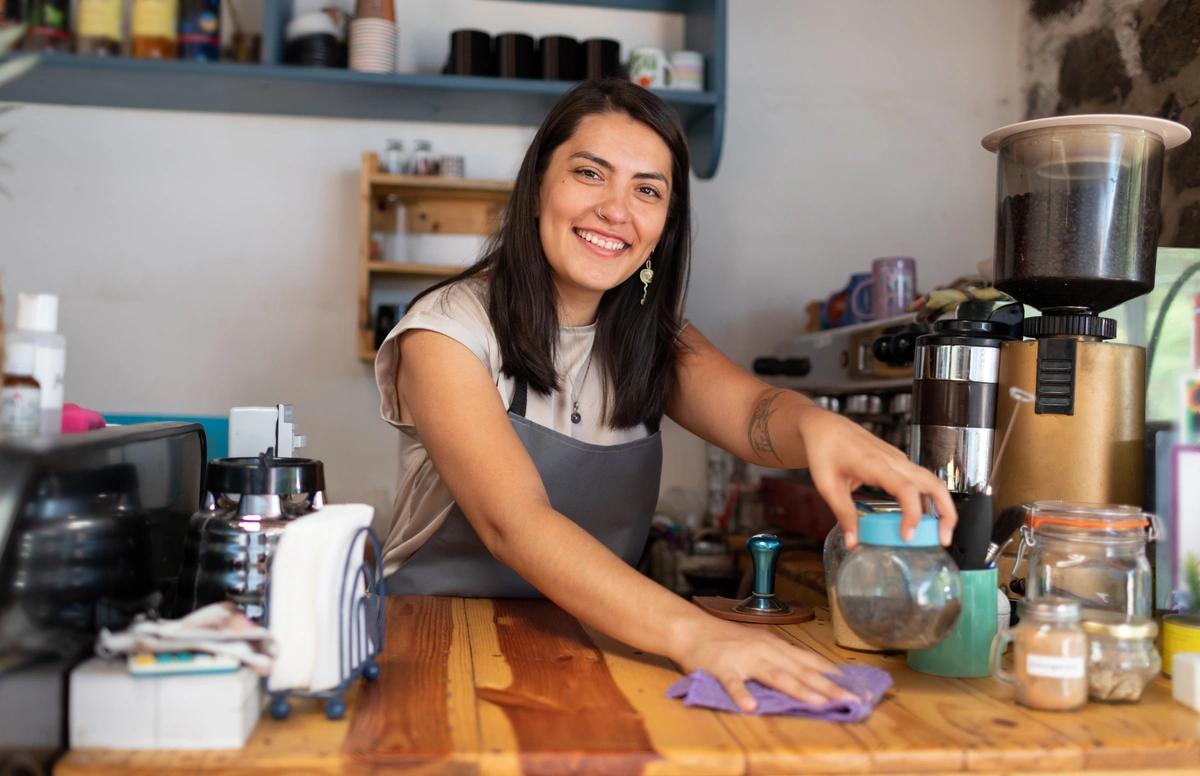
left=179, top=0, right=220, bottom=61
left=1, top=341, right=42, bottom=439
left=131, top=0, right=178, bottom=59
left=7, top=293, right=66, bottom=435
left=75, top=0, right=122, bottom=55
left=20, top=0, right=71, bottom=52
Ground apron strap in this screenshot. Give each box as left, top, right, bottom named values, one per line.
left=509, top=375, right=662, bottom=434
left=508, top=375, right=529, bottom=417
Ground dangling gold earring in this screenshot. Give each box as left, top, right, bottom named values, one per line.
left=639, top=259, right=654, bottom=305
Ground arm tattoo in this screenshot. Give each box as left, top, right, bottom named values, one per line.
left=747, top=390, right=786, bottom=466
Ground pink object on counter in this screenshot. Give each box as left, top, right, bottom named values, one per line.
left=61, top=403, right=107, bottom=433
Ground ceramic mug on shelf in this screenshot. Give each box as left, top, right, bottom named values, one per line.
left=669, top=49, right=703, bottom=91
left=629, top=46, right=671, bottom=89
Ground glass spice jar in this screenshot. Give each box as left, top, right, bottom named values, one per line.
left=994, top=596, right=1088, bottom=711
left=1080, top=612, right=1160, bottom=703
left=834, top=511, right=962, bottom=650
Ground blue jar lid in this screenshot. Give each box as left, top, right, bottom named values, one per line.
left=858, top=511, right=940, bottom=547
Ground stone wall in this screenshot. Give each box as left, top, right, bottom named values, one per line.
left=1023, top=0, right=1200, bottom=246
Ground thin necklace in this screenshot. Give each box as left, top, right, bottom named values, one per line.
left=566, top=348, right=595, bottom=425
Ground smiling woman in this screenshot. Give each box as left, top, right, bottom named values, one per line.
left=372, top=78, right=957, bottom=713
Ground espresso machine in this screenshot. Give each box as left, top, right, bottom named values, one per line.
left=982, top=115, right=1191, bottom=515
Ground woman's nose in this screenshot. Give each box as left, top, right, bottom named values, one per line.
left=597, top=192, right=632, bottom=224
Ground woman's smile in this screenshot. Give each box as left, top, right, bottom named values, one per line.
left=572, top=226, right=630, bottom=256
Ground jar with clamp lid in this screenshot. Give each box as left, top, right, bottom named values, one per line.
left=834, top=511, right=962, bottom=649
left=1013, top=501, right=1158, bottom=618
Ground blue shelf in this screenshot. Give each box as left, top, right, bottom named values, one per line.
left=0, top=0, right=725, bottom=177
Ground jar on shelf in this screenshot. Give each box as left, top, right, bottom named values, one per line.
left=1014, top=501, right=1158, bottom=618
left=382, top=139, right=408, bottom=175
left=1080, top=611, right=1159, bottom=703
left=411, top=140, right=439, bottom=176
left=994, top=596, right=1088, bottom=711
left=834, top=511, right=962, bottom=650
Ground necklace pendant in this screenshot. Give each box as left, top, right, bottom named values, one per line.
left=571, top=402, right=582, bottom=425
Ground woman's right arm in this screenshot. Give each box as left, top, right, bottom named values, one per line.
left=396, top=329, right=855, bottom=710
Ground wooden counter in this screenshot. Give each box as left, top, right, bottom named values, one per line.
left=59, top=593, right=1200, bottom=775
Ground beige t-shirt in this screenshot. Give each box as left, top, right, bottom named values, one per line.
left=374, top=276, right=648, bottom=575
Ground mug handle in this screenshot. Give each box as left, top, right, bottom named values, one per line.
left=849, top=277, right=874, bottom=321
left=991, top=628, right=1015, bottom=686
left=663, top=58, right=674, bottom=88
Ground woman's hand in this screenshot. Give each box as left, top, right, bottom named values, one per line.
left=670, top=615, right=856, bottom=711
left=796, top=404, right=957, bottom=549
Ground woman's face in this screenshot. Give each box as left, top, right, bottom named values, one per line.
left=538, top=112, right=673, bottom=314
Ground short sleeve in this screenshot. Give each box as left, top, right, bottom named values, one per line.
left=374, top=279, right=495, bottom=429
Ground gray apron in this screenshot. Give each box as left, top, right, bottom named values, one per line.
left=385, top=377, right=663, bottom=598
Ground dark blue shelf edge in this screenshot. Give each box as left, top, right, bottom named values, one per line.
left=0, top=0, right=726, bottom=178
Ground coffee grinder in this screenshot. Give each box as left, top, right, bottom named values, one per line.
left=983, top=115, right=1191, bottom=516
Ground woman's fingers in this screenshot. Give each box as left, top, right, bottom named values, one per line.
left=869, top=460, right=925, bottom=540
left=717, top=673, right=758, bottom=712
left=813, top=470, right=860, bottom=547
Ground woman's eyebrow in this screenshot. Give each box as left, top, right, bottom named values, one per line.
left=569, top=151, right=669, bottom=185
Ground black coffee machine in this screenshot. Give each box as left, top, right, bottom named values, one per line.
left=0, top=423, right=206, bottom=774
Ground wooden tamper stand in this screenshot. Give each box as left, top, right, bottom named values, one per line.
left=694, top=533, right=815, bottom=624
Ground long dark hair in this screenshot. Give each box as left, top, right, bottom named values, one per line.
left=414, top=78, right=691, bottom=429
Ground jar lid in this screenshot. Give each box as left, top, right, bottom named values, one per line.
left=1027, top=500, right=1149, bottom=532
left=858, top=511, right=940, bottom=548
left=1021, top=596, right=1080, bottom=623
left=1080, top=610, right=1158, bottom=639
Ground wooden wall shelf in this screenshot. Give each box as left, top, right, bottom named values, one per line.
left=358, top=152, right=510, bottom=363
left=0, top=0, right=726, bottom=178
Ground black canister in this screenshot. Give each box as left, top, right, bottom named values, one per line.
left=583, top=37, right=620, bottom=80
left=539, top=35, right=583, bottom=80
left=445, top=28, right=494, bottom=76
left=495, top=32, right=537, bottom=78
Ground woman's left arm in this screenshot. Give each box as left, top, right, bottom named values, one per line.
left=667, top=324, right=957, bottom=548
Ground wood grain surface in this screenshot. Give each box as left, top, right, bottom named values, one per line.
left=57, top=592, right=1200, bottom=776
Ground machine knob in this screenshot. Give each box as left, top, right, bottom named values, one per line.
left=734, top=533, right=791, bottom=615
left=752, top=357, right=783, bottom=375
left=891, top=331, right=917, bottom=363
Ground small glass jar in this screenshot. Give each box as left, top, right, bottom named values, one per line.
left=994, top=596, right=1088, bottom=711
left=1016, top=501, right=1158, bottom=618
left=1081, top=612, right=1160, bottom=702
left=382, top=139, right=407, bottom=175
left=834, top=511, right=962, bottom=650
left=411, top=140, right=439, bottom=176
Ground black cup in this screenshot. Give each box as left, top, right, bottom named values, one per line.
left=286, top=34, right=344, bottom=68
left=375, top=304, right=401, bottom=350
left=444, top=29, right=494, bottom=76
left=583, top=38, right=620, bottom=80
left=495, top=32, right=537, bottom=79
left=539, top=35, right=583, bottom=81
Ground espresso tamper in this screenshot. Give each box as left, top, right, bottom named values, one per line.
left=693, top=533, right=814, bottom=624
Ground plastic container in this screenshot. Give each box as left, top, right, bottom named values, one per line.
left=1080, top=611, right=1159, bottom=703
left=8, top=293, right=66, bottom=435
left=834, top=511, right=962, bottom=650
left=1015, top=501, right=1157, bottom=618
left=985, top=116, right=1189, bottom=315
left=994, top=596, right=1088, bottom=711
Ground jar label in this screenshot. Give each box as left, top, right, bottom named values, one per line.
left=1, top=386, right=42, bottom=435
left=132, top=0, right=177, bottom=38
left=78, top=0, right=122, bottom=40
left=1026, top=654, right=1085, bottom=679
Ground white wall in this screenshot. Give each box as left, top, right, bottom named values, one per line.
left=0, top=1, right=1021, bottom=519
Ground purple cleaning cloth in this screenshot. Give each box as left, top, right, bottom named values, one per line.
left=666, top=665, right=893, bottom=722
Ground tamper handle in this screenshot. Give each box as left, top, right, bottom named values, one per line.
left=748, top=533, right=781, bottom=597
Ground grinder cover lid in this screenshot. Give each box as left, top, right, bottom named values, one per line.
left=982, top=114, right=1190, bottom=152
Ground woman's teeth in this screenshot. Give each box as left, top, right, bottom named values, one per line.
left=575, top=228, right=627, bottom=251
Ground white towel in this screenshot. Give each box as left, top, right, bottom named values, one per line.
left=267, top=504, right=375, bottom=693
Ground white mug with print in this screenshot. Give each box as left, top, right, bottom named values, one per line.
left=629, top=46, right=671, bottom=89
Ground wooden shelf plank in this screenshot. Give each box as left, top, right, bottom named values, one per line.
left=368, top=262, right=467, bottom=277
left=369, top=174, right=513, bottom=193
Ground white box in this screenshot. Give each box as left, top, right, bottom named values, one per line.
left=70, top=658, right=261, bottom=750
left=1175, top=653, right=1200, bottom=713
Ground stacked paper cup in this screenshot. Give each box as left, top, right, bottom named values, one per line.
left=349, top=0, right=396, bottom=73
